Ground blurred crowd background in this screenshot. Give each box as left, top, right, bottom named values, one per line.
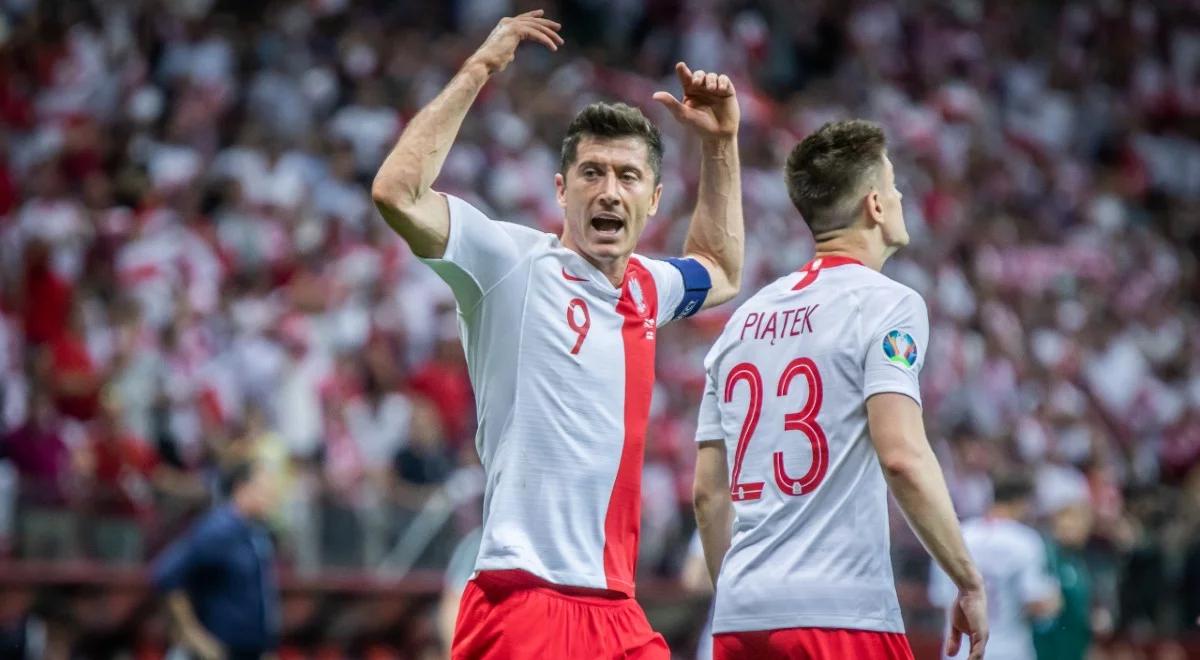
left=0, top=0, right=1197, bottom=657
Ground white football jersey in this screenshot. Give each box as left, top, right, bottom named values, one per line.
left=929, top=517, right=1057, bottom=660
left=421, top=195, right=702, bottom=596
left=696, top=256, right=929, bottom=634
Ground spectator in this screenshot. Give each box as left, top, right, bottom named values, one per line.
left=2, top=384, right=78, bottom=559
left=79, top=396, right=157, bottom=562
left=151, top=459, right=280, bottom=660
left=393, top=396, right=454, bottom=507
left=1034, top=499, right=1096, bottom=660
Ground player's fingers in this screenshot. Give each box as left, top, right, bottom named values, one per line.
left=717, top=74, right=733, bottom=94
left=519, top=25, right=558, bottom=50
left=674, top=61, right=693, bottom=87
left=705, top=72, right=718, bottom=91
left=516, top=17, right=561, bottom=36
left=968, top=632, right=986, bottom=660
left=528, top=16, right=563, bottom=32
left=652, top=91, right=689, bottom=121
left=516, top=9, right=545, bottom=18
left=526, top=22, right=563, bottom=47
left=691, top=69, right=707, bottom=90
left=945, top=628, right=962, bottom=656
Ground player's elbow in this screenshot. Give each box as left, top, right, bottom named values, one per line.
left=876, top=442, right=927, bottom=483
left=370, top=171, right=420, bottom=217
left=693, top=479, right=726, bottom=519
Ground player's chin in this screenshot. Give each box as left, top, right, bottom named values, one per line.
left=583, top=234, right=630, bottom=258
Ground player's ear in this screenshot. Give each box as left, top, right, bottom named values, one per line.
left=864, top=190, right=884, bottom=227
left=648, top=182, right=663, bottom=216
left=555, top=172, right=568, bottom=208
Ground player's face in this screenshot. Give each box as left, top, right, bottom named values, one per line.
left=556, top=136, right=662, bottom=265
left=877, top=154, right=909, bottom=248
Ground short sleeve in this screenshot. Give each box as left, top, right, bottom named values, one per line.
left=695, top=368, right=723, bottom=443
left=418, top=194, right=542, bottom=313
left=695, top=340, right=725, bottom=443
left=636, top=256, right=711, bottom=327
left=863, top=289, right=930, bottom=406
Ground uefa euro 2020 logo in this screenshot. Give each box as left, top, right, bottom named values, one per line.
left=882, top=330, right=918, bottom=368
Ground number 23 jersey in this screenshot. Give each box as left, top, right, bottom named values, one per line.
left=696, top=256, right=930, bottom=634
left=420, top=195, right=703, bottom=596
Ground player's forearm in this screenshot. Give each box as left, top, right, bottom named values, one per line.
left=371, top=61, right=489, bottom=219
left=883, top=448, right=983, bottom=591
left=694, top=488, right=732, bottom=586
left=684, top=136, right=743, bottom=306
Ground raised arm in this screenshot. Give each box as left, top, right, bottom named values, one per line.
left=371, top=10, right=562, bottom=258
left=653, top=63, right=743, bottom=308
left=867, top=392, right=988, bottom=660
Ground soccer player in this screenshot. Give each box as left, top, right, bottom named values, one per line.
left=930, top=472, right=1061, bottom=660
left=692, top=120, right=988, bottom=660
left=371, top=10, right=743, bottom=659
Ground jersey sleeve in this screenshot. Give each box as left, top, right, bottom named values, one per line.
left=695, top=341, right=725, bottom=442
left=637, top=256, right=711, bottom=327
left=862, top=289, right=930, bottom=406
left=695, top=368, right=724, bottom=443
left=418, top=194, right=541, bottom=313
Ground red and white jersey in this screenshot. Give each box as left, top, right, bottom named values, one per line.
left=421, top=195, right=700, bottom=596
left=929, top=518, right=1057, bottom=660
left=696, top=256, right=929, bottom=634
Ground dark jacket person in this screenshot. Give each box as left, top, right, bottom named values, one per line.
left=152, top=460, right=280, bottom=660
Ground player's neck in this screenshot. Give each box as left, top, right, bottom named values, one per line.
left=812, top=234, right=886, bottom=272
left=578, top=248, right=629, bottom=287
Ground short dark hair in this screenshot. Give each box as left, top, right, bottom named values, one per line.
left=220, top=459, right=259, bottom=498
left=992, top=471, right=1034, bottom=505
left=785, top=120, right=888, bottom=235
left=560, top=102, right=663, bottom=182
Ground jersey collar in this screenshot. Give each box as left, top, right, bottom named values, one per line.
left=792, top=255, right=864, bottom=291
left=797, top=255, right=864, bottom=273
left=560, top=243, right=624, bottom=297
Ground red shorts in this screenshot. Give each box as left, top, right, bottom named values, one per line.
left=451, top=570, right=669, bottom=659
left=714, top=627, right=915, bottom=660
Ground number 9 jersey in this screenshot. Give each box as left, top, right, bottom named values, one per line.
left=421, top=195, right=708, bottom=596
left=696, top=256, right=930, bottom=635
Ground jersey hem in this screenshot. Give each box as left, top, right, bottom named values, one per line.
left=473, top=558, right=636, bottom=597
left=712, top=613, right=905, bottom=635
left=863, top=385, right=923, bottom=407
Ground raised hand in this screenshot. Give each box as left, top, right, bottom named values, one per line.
left=652, top=62, right=740, bottom=139
left=467, top=9, right=563, bottom=76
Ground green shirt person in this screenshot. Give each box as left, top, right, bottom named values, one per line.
left=1034, top=502, right=1094, bottom=660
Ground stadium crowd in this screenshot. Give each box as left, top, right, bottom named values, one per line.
left=0, top=0, right=1197, bottom=654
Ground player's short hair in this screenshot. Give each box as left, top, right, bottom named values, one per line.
left=220, top=458, right=260, bottom=498
left=785, top=119, right=888, bottom=236
left=992, top=471, right=1034, bottom=505
left=560, top=102, right=663, bottom=183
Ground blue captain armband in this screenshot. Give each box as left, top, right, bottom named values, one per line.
left=666, top=257, right=712, bottom=320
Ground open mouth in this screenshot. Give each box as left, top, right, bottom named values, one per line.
left=590, top=213, right=625, bottom=237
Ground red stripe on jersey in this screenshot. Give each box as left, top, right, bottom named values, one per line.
left=603, top=257, right=658, bottom=596
left=792, top=255, right=864, bottom=291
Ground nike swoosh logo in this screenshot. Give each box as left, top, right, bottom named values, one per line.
left=561, top=267, right=588, bottom=282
